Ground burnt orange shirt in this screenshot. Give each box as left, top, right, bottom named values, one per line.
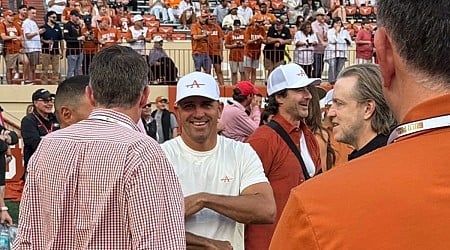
left=82, top=27, right=99, bottom=54
left=270, top=94, right=450, bottom=249
left=190, top=21, right=209, bottom=54
left=225, top=29, right=245, bottom=61
left=98, top=28, right=120, bottom=48
left=62, top=7, right=73, bottom=22
left=206, top=23, right=224, bottom=56
left=13, top=15, right=26, bottom=27
left=0, top=21, right=23, bottom=54
left=165, top=0, right=181, bottom=8
left=245, top=114, right=321, bottom=250
left=244, top=25, right=266, bottom=59
left=112, top=14, right=132, bottom=33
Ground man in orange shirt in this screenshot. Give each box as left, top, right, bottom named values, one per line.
left=270, top=1, right=450, bottom=249
left=81, top=15, right=99, bottom=74
left=14, top=5, right=28, bottom=27
left=112, top=4, right=132, bottom=34
left=0, top=10, right=29, bottom=84
left=206, top=14, right=224, bottom=85
left=250, top=3, right=275, bottom=29
left=243, top=14, right=266, bottom=83
left=97, top=16, right=119, bottom=49
left=190, top=10, right=211, bottom=74
left=224, top=19, right=245, bottom=85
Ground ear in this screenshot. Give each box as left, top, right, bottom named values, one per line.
left=363, top=100, right=376, bottom=120
left=275, top=94, right=284, bottom=105
left=59, top=106, right=73, bottom=126
left=374, top=27, right=395, bottom=89
left=218, top=101, right=224, bottom=118
left=139, top=86, right=151, bottom=108
left=86, top=85, right=96, bottom=107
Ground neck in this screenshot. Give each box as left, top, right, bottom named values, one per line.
left=35, top=109, right=49, bottom=119
left=109, top=107, right=141, bottom=124
left=47, top=21, right=54, bottom=27
left=142, top=114, right=151, bottom=121
left=181, top=133, right=217, bottom=152
left=279, top=110, right=301, bottom=127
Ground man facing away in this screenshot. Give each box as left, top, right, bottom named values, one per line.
left=54, top=75, right=93, bottom=129
left=245, top=63, right=322, bottom=250
left=328, top=63, right=397, bottom=161
left=161, top=72, right=276, bottom=249
left=270, top=0, right=450, bottom=249
left=14, top=46, right=185, bottom=249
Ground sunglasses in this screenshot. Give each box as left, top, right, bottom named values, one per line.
left=143, top=104, right=152, bottom=108
left=37, top=98, right=55, bottom=104
left=49, top=15, right=57, bottom=19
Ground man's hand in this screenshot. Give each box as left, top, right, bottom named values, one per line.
left=1, top=211, right=12, bottom=227
left=184, top=193, right=206, bottom=217
left=206, top=239, right=233, bottom=249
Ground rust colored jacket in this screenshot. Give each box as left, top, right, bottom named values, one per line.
left=245, top=114, right=321, bottom=250
left=270, top=94, right=450, bottom=249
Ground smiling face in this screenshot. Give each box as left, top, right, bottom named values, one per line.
left=277, top=87, right=312, bottom=122
left=176, top=96, right=221, bottom=151
left=327, top=76, right=366, bottom=146
left=33, top=97, right=55, bottom=116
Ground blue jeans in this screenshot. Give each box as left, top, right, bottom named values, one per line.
left=193, top=54, right=212, bottom=72
left=326, top=57, right=346, bottom=84
left=150, top=7, right=168, bottom=22
left=67, top=53, right=83, bottom=78
left=312, top=53, right=324, bottom=79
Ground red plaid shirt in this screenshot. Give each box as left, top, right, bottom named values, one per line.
left=13, top=109, right=186, bottom=249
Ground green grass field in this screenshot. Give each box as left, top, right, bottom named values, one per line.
left=5, top=200, right=20, bottom=224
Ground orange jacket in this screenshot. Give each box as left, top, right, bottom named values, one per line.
left=270, top=94, right=450, bottom=249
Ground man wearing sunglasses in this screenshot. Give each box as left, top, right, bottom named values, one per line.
left=41, top=11, right=64, bottom=84
left=21, top=89, right=59, bottom=179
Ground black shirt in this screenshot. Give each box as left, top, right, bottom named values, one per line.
left=348, top=133, right=388, bottom=161
left=41, top=23, right=63, bottom=55
left=63, top=21, right=83, bottom=55
left=263, top=25, right=292, bottom=63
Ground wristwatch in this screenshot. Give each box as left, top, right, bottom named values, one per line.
left=1, top=206, right=8, bottom=211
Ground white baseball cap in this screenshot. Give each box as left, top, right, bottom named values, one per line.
left=153, top=36, right=164, bottom=42
left=324, top=89, right=334, bottom=105
left=176, top=72, right=220, bottom=103
left=133, top=14, right=144, bottom=23
left=267, top=63, right=321, bottom=96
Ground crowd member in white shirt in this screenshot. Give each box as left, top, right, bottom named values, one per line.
left=293, top=21, right=318, bottom=77
left=237, top=0, right=253, bottom=25
left=46, top=0, right=66, bottom=21
left=125, top=15, right=152, bottom=56
left=23, top=6, right=45, bottom=84
left=324, top=16, right=351, bottom=85
left=222, top=4, right=246, bottom=31
left=149, top=0, right=169, bottom=23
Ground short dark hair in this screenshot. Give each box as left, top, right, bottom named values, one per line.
left=55, top=75, right=90, bottom=112
left=89, top=45, right=148, bottom=109
left=377, top=0, right=450, bottom=86
left=27, top=6, right=36, bottom=11
left=46, top=10, right=56, bottom=18
left=18, top=4, right=27, bottom=9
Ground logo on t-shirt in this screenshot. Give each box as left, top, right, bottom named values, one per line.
left=220, top=175, right=234, bottom=183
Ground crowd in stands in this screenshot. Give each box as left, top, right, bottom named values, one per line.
left=0, top=0, right=378, bottom=85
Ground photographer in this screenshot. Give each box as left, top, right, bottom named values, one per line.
left=293, top=20, right=318, bottom=77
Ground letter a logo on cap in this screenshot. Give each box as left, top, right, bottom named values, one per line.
left=186, top=80, right=205, bottom=88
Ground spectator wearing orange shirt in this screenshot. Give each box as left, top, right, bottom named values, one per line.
left=225, top=19, right=246, bottom=84
left=206, top=14, right=225, bottom=85
left=250, top=3, right=276, bottom=29
left=112, top=4, right=132, bottom=34
left=166, top=0, right=181, bottom=23
left=243, top=15, right=267, bottom=83
left=97, top=16, right=120, bottom=49
left=0, top=10, right=29, bottom=84
left=190, top=11, right=212, bottom=74
left=61, top=0, right=77, bottom=24
left=81, top=15, right=99, bottom=74
left=13, top=5, right=28, bottom=27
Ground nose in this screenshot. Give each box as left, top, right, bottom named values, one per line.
left=327, top=104, right=337, bottom=118
left=304, top=88, right=312, bottom=100
left=192, top=105, right=206, bottom=118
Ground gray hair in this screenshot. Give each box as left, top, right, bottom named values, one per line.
left=377, top=0, right=450, bottom=87
left=89, top=45, right=148, bottom=109
left=338, top=63, right=397, bottom=135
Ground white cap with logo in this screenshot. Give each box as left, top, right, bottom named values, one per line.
left=267, top=63, right=322, bottom=96
left=176, top=72, right=220, bottom=103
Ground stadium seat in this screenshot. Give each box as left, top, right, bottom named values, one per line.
left=143, top=14, right=157, bottom=21
left=171, top=33, right=187, bottom=40
left=146, top=20, right=160, bottom=28
left=271, top=0, right=284, bottom=10
left=359, top=6, right=372, bottom=16
left=147, top=26, right=159, bottom=33
left=345, top=6, right=357, bottom=16
left=152, top=33, right=168, bottom=40
left=159, top=26, right=174, bottom=34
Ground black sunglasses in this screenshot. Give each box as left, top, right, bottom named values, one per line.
left=143, top=104, right=152, bottom=108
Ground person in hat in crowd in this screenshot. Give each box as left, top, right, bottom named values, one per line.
left=81, top=14, right=99, bottom=75
left=21, top=88, right=59, bottom=177
left=151, top=96, right=178, bottom=143
left=327, top=63, right=397, bottom=161
left=125, top=14, right=151, bottom=57
left=270, top=0, right=450, bottom=249
left=98, top=16, right=120, bottom=49
left=245, top=63, right=322, bottom=250
left=222, top=3, right=246, bottom=31
left=191, top=10, right=212, bottom=74
left=206, top=13, right=225, bottom=85
left=14, top=45, right=186, bottom=249
left=219, top=80, right=261, bottom=142
left=64, top=9, right=84, bottom=78
left=0, top=107, right=18, bottom=227
left=148, top=36, right=178, bottom=85
left=243, top=14, right=267, bottom=83
left=22, top=6, right=46, bottom=84
left=54, top=75, right=93, bottom=129
left=40, top=10, right=64, bottom=85
left=0, top=9, right=30, bottom=85
left=161, top=71, right=275, bottom=249
left=141, top=101, right=157, bottom=140
left=263, top=17, right=293, bottom=77
left=311, top=7, right=328, bottom=79
left=224, top=19, right=246, bottom=85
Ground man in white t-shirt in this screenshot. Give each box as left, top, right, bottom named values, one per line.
left=161, top=72, right=275, bottom=250
left=22, top=6, right=45, bottom=84
left=46, top=0, right=66, bottom=21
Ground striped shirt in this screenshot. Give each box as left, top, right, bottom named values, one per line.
left=13, top=108, right=186, bottom=249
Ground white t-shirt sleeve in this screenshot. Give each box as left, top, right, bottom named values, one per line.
left=238, top=143, right=268, bottom=193
left=22, top=21, right=33, bottom=35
